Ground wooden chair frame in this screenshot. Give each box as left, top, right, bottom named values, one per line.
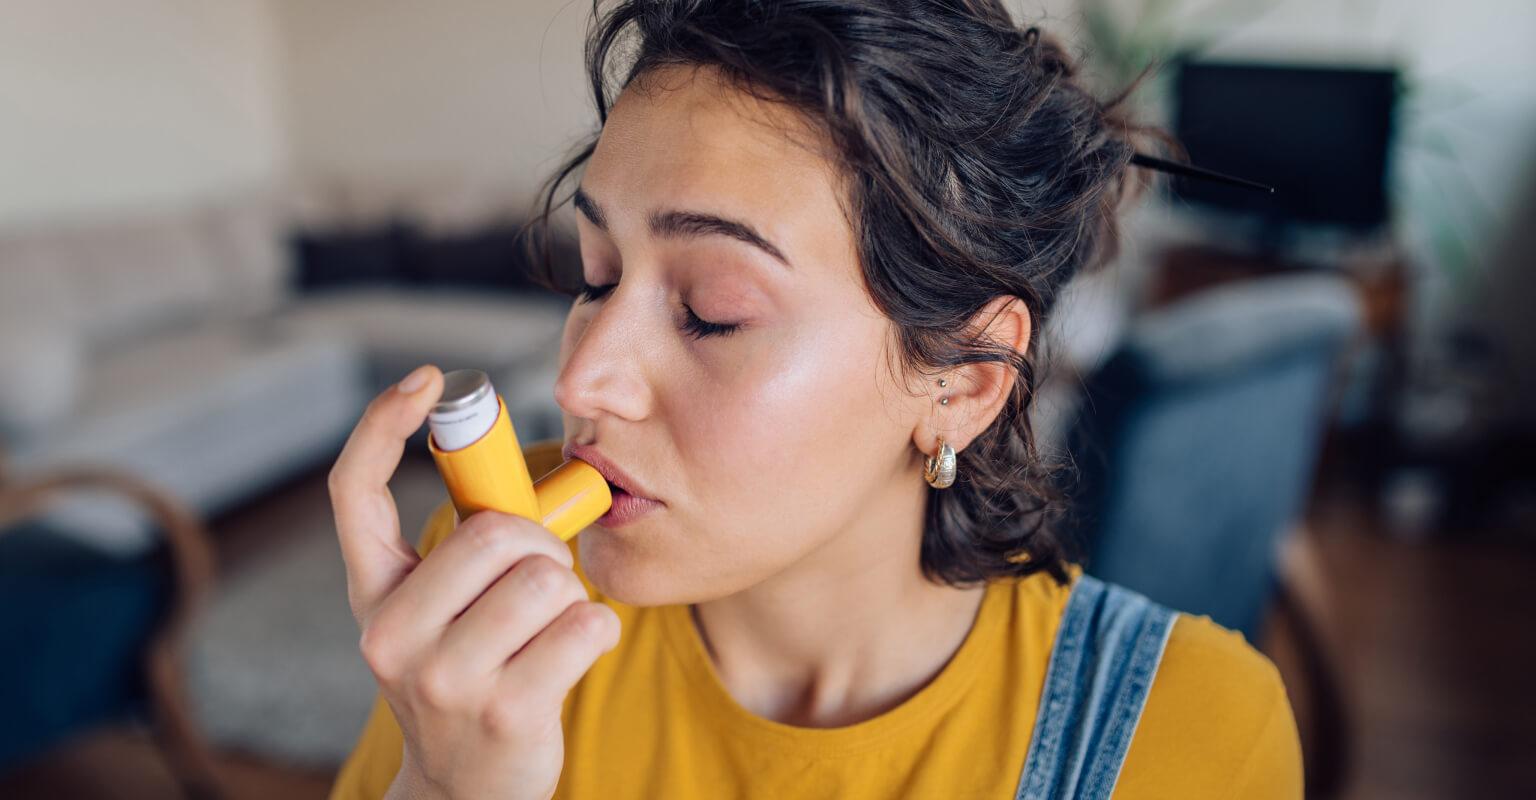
left=0, top=454, right=225, bottom=800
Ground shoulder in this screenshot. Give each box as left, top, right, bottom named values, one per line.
left=1117, top=610, right=1303, bottom=797
left=1155, top=613, right=1295, bottom=740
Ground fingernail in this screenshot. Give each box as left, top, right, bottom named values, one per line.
left=397, top=365, right=431, bottom=395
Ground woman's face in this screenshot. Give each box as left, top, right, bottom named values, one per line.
left=556, top=64, right=928, bottom=605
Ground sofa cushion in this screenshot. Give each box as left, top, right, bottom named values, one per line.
left=276, top=287, right=568, bottom=387
left=34, top=212, right=223, bottom=348
left=0, top=230, right=79, bottom=331
left=6, top=320, right=368, bottom=556
left=199, top=188, right=291, bottom=320
left=290, top=224, right=414, bottom=290
left=0, top=190, right=292, bottom=341
left=0, top=321, right=82, bottom=441
left=405, top=224, right=546, bottom=293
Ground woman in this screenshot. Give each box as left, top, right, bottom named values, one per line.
left=327, top=1, right=1302, bottom=798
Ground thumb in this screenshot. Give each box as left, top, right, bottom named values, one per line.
left=327, top=364, right=443, bottom=622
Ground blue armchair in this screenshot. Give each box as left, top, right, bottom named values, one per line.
left=1063, top=271, right=1361, bottom=639
left=1061, top=271, right=1362, bottom=796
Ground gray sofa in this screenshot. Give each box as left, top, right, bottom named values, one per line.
left=0, top=188, right=569, bottom=556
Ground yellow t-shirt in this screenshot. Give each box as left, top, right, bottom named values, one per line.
left=331, top=440, right=1302, bottom=799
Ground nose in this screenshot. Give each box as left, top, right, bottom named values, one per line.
left=553, top=293, right=653, bottom=424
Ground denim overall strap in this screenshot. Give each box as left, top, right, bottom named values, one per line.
left=1013, top=574, right=1177, bottom=800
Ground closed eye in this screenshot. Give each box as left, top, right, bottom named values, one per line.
left=681, top=305, right=741, bottom=340
left=575, top=280, right=742, bottom=340
left=575, top=280, right=616, bottom=304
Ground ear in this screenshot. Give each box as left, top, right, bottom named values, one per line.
left=914, top=295, right=1032, bottom=456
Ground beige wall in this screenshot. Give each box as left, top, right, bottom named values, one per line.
left=4, top=0, right=1531, bottom=271
left=0, top=0, right=287, bottom=227
left=271, top=0, right=595, bottom=217
left=1075, top=0, right=1536, bottom=306
left=0, top=0, right=597, bottom=229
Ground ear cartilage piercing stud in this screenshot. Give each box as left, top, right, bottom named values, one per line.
left=938, top=378, right=949, bottom=388
left=939, top=397, right=950, bottom=405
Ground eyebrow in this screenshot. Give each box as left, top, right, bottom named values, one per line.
left=573, top=185, right=793, bottom=270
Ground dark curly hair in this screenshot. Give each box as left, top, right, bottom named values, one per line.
left=522, top=0, right=1158, bottom=587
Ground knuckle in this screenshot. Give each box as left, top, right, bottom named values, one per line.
left=414, top=660, right=459, bottom=710
left=326, top=465, right=351, bottom=498
left=570, top=603, right=616, bottom=646
left=519, top=554, right=569, bottom=598
left=479, top=698, right=525, bottom=739
left=363, top=391, right=392, bottom=417
left=460, top=513, right=518, bottom=554
left=483, top=687, right=558, bottom=742
left=359, top=395, right=398, bottom=431
left=358, top=625, right=400, bottom=681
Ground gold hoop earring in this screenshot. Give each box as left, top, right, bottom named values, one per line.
left=924, top=438, right=957, bottom=489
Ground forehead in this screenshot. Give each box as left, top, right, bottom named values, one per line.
left=581, top=64, right=854, bottom=267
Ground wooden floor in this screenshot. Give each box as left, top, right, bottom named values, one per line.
left=1287, top=476, right=1535, bottom=799
left=0, top=731, right=335, bottom=800
left=2, top=452, right=1532, bottom=799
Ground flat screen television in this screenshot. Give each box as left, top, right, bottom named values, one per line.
left=1172, top=59, right=1399, bottom=230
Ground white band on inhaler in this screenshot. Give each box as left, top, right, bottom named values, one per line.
left=425, top=368, right=612, bottom=541
left=427, top=369, right=501, bottom=451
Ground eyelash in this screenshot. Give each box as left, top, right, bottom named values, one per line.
left=574, top=280, right=742, bottom=340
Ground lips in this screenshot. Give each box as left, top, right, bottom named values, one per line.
left=563, top=442, right=661, bottom=503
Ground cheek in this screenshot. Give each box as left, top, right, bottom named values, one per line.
left=676, top=319, right=892, bottom=548
left=557, top=308, right=590, bottom=429
left=573, top=301, right=902, bottom=604
left=557, top=308, right=586, bottom=370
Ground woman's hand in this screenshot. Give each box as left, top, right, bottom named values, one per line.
left=328, top=365, right=621, bottom=800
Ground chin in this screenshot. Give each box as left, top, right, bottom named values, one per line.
left=576, top=528, right=688, bottom=606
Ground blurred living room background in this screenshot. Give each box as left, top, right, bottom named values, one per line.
left=1, top=1, right=1532, bottom=798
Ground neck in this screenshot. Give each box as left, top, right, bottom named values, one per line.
left=689, top=452, right=988, bottom=728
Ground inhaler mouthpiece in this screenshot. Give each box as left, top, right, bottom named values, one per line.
left=425, top=368, right=613, bottom=540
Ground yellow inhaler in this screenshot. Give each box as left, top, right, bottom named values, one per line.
left=426, top=369, right=610, bottom=541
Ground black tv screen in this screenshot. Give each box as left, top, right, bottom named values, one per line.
left=1173, top=60, right=1398, bottom=229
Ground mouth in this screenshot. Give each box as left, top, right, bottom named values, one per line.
left=563, top=442, right=665, bottom=529
left=563, top=442, right=661, bottom=503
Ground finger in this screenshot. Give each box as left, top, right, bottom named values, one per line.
left=328, top=364, right=444, bottom=621
left=371, top=511, right=576, bottom=653
left=496, top=601, right=620, bottom=712
left=433, top=553, right=589, bottom=678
